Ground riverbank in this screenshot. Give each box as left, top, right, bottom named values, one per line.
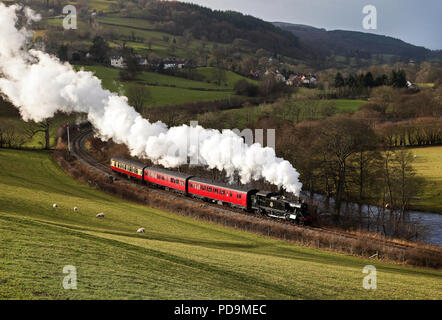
left=307, top=192, right=442, bottom=246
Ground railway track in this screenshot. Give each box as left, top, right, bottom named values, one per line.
left=69, top=128, right=440, bottom=255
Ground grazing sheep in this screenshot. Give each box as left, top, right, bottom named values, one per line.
left=53, top=204, right=58, bottom=209
left=96, top=213, right=105, bottom=218
left=137, top=228, right=146, bottom=234
left=73, top=207, right=78, bottom=212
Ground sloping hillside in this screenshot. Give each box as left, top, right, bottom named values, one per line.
left=274, top=22, right=431, bottom=61
left=115, top=1, right=308, bottom=59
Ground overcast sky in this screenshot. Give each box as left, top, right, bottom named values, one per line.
left=178, top=0, right=442, bottom=50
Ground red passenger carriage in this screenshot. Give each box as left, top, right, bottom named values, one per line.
left=187, top=177, right=257, bottom=209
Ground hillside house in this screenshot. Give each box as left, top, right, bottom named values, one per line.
left=138, top=57, right=148, bottom=66
left=264, top=70, right=286, bottom=83
left=163, top=61, right=185, bottom=70
left=111, top=56, right=125, bottom=68
left=286, top=74, right=317, bottom=87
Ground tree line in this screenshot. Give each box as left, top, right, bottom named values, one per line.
left=273, top=114, right=424, bottom=238
left=335, top=70, right=407, bottom=89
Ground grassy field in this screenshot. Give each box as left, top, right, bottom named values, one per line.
left=75, top=65, right=238, bottom=107
left=197, top=98, right=367, bottom=128
left=409, top=146, right=442, bottom=213
left=334, top=99, right=367, bottom=113
left=42, top=11, right=226, bottom=58
left=0, top=148, right=441, bottom=299
left=6, top=0, right=118, bottom=13
left=196, top=67, right=259, bottom=88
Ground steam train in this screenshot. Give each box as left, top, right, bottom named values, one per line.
left=111, top=157, right=312, bottom=225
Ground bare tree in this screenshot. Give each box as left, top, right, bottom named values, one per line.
left=316, top=116, right=375, bottom=216
left=392, top=150, right=420, bottom=219
left=127, top=85, right=151, bottom=113
left=26, top=119, right=51, bottom=150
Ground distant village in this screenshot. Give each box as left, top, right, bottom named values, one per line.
left=109, top=55, right=318, bottom=87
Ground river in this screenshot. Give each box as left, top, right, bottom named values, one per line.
left=304, top=193, right=442, bottom=246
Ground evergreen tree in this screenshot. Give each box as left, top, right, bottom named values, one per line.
left=89, top=36, right=109, bottom=64
left=334, top=72, right=345, bottom=88
left=363, top=72, right=375, bottom=87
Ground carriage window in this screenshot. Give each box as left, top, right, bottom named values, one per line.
left=208, top=187, right=212, bottom=192
left=220, top=190, right=225, bottom=195
left=237, top=194, right=242, bottom=199
left=201, top=185, right=206, bottom=191
left=214, top=188, right=218, bottom=194
left=171, top=178, right=175, bottom=183
left=180, top=181, right=185, bottom=186
left=230, top=192, right=233, bottom=197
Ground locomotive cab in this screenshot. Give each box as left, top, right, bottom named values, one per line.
left=251, top=191, right=310, bottom=224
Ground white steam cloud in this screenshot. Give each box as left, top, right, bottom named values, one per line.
left=0, top=3, right=302, bottom=195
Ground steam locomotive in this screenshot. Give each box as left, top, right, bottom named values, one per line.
left=111, top=157, right=312, bottom=225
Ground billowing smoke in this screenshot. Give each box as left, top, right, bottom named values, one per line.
left=0, top=3, right=303, bottom=195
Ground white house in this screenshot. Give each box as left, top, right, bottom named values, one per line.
left=111, top=56, right=125, bottom=68
left=138, top=58, right=148, bottom=66
left=163, top=63, right=185, bottom=70
left=164, top=63, right=176, bottom=69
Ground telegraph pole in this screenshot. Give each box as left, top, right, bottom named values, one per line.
left=64, top=124, right=71, bottom=153
left=67, top=125, right=71, bottom=153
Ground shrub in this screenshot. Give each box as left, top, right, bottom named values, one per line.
left=234, top=79, right=259, bottom=97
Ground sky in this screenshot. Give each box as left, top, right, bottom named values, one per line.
left=178, top=0, right=442, bottom=50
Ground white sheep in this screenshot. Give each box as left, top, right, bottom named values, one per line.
left=74, top=207, right=79, bottom=212
left=53, top=203, right=58, bottom=209
left=137, top=228, right=146, bottom=234
left=96, top=213, right=105, bottom=218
